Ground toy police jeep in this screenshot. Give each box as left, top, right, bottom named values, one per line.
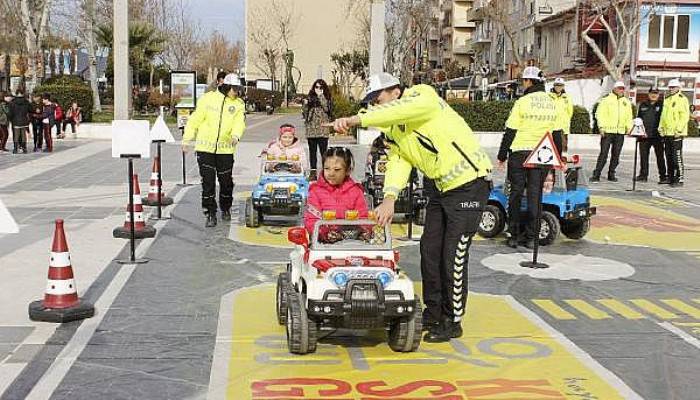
left=363, top=154, right=428, bottom=225
left=245, top=156, right=309, bottom=227
left=277, top=211, right=422, bottom=354
left=478, top=155, right=596, bottom=245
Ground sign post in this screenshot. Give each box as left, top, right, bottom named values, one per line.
left=629, top=118, right=647, bottom=192
left=520, top=132, right=565, bottom=269
left=171, top=71, right=197, bottom=186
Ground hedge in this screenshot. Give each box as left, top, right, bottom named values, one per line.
left=244, top=88, right=283, bottom=111
left=33, top=78, right=94, bottom=122
left=448, top=100, right=592, bottom=134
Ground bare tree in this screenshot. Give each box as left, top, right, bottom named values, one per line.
left=482, top=0, right=524, bottom=67
left=75, top=0, right=103, bottom=111
left=581, top=0, right=657, bottom=81
left=384, top=0, right=437, bottom=84
left=194, top=31, right=241, bottom=83
left=249, top=0, right=299, bottom=89
left=163, top=0, right=202, bottom=70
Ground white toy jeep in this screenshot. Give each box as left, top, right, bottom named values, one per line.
left=276, top=210, right=423, bottom=354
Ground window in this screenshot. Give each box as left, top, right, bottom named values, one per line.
left=565, top=30, right=571, bottom=56
left=648, top=14, right=690, bottom=50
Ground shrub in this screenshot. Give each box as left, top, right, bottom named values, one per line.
left=688, top=119, right=699, bottom=137
left=244, top=88, right=283, bottom=111
left=33, top=79, right=94, bottom=122
left=331, top=91, right=361, bottom=119
left=571, top=106, right=591, bottom=134
left=448, top=100, right=514, bottom=132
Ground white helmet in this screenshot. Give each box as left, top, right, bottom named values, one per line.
left=553, top=77, right=565, bottom=85
left=521, top=66, right=543, bottom=81
left=668, top=78, right=681, bottom=88
left=223, top=73, right=242, bottom=86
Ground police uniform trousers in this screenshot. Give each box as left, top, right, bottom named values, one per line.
left=507, top=151, right=546, bottom=241
left=419, top=177, right=490, bottom=324
left=196, top=151, right=234, bottom=214
left=593, top=134, right=625, bottom=178
left=638, top=137, right=666, bottom=179
left=663, top=137, right=684, bottom=184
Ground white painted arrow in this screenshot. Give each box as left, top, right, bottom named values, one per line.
left=0, top=199, right=18, bottom=233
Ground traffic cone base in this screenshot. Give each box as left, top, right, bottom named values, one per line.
left=143, top=157, right=174, bottom=206
left=29, top=219, right=95, bottom=323
left=113, top=224, right=156, bottom=239
left=114, top=174, right=157, bottom=239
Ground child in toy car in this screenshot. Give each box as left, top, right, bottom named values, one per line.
left=304, top=147, right=369, bottom=241
left=261, top=124, right=308, bottom=170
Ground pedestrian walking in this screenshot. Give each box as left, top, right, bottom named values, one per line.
left=8, top=89, right=31, bottom=154
left=329, top=72, right=493, bottom=343
left=41, top=94, right=56, bottom=152
left=31, top=95, right=44, bottom=151
left=53, top=101, right=64, bottom=139
left=0, top=93, right=10, bottom=152
left=62, top=101, right=81, bottom=135
left=183, top=73, right=246, bottom=228
left=591, top=81, right=634, bottom=182
left=635, top=88, right=666, bottom=183
left=659, top=79, right=690, bottom=187
left=303, top=79, right=333, bottom=179
left=550, top=77, right=573, bottom=153
left=497, top=66, right=558, bottom=249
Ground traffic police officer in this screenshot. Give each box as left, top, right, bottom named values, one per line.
left=635, top=87, right=665, bottom=183
left=330, top=72, right=492, bottom=343
left=183, top=73, right=246, bottom=227
left=550, top=77, right=573, bottom=153
left=591, top=81, right=633, bottom=182
left=497, top=66, right=558, bottom=249
left=659, top=78, right=690, bottom=187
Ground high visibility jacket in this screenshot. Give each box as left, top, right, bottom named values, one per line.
left=505, top=90, right=557, bottom=151
left=549, top=91, right=574, bottom=135
left=359, top=84, right=492, bottom=197
left=595, top=93, right=633, bottom=134
left=659, top=91, right=690, bottom=137
left=183, top=90, right=246, bottom=154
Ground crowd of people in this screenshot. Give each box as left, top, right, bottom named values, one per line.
left=0, top=90, right=81, bottom=154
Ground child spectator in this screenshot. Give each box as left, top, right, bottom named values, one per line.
left=0, top=93, right=10, bottom=152
left=304, top=147, right=368, bottom=238
left=62, top=101, right=81, bottom=136
left=53, top=101, right=64, bottom=139
left=41, top=94, right=55, bottom=152
left=31, top=95, right=43, bottom=151
left=8, top=89, right=31, bottom=154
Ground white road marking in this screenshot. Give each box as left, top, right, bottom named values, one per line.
left=658, top=321, right=700, bottom=350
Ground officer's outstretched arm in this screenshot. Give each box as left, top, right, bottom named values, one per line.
left=383, top=149, right=413, bottom=200
left=359, top=89, right=438, bottom=128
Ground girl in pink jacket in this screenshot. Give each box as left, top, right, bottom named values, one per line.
left=304, top=147, right=368, bottom=237
left=262, top=124, right=308, bottom=169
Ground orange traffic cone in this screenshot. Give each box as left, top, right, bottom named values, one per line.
left=142, top=156, right=173, bottom=206
left=113, top=173, right=157, bottom=239
left=29, top=219, right=95, bottom=323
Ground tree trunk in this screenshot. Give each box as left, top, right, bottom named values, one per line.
left=149, top=63, right=155, bottom=88
left=19, top=0, right=51, bottom=91
left=84, top=0, right=102, bottom=111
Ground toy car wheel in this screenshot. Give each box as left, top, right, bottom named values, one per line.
left=286, top=290, right=318, bottom=354
left=478, top=205, right=505, bottom=238
left=561, top=218, right=591, bottom=240
left=538, top=211, right=560, bottom=246
left=388, top=298, right=423, bottom=352
left=276, top=272, right=290, bottom=325
left=245, top=198, right=260, bottom=228
left=415, top=207, right=427, bottom=226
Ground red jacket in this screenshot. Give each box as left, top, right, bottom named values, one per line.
left=304, top=173, right=368, bottom=235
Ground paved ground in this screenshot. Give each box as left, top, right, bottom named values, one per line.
left=1, top=113, right=699, bottom=399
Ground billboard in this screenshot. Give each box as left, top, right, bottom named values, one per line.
left=170, top=71, right=197, bottom=109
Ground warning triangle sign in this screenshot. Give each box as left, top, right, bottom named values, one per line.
left=523, top=132, right=565, bottom=170
left=630, top=118, right=647, bottom=138
left=0, top=199, right=18, bottom=233
left=150, top=115, right=176, bottom=143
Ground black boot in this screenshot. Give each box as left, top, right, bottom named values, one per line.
left=635, top=175, right=647, bottom=182
left=221, top=210, right=231, bottom=221
left=205, top=212, right=217, bottom=228
left=421, top=314, right=439, bottom=332
left=607, top=174, right=618, bottom=182
left=590, top=174, right=600, bottom=182
left=424, top=318, right=463, bottom=343
left=659, top=177, right=671, bottom=184
left=506, top=237, right=518, bottom=248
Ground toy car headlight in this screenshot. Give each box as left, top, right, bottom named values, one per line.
left=322, top=210, right=337, bottom=220
left=292, top=154, right=300, bottom=161
left=377, top=272, right=393, bottom=287
left=279, top=155, right=287, bottom=161
left=266, top=154, right=275, bottom=161
left=289, top=184, right=297, bottom=193
left=266, top=184, right=274, bottom=193
left=345, top=210, right=359, bottom=220
left=332, top=272, right=348, bottom=287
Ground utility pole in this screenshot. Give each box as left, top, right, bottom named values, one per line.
left=114, top=0, right=129, bottom=120
left=369, top=0, right=386, bottom=75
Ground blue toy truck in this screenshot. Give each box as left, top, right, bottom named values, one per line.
left=245, top=157, right=309, bottom=227
left=478, top=157, right=596, bottom=245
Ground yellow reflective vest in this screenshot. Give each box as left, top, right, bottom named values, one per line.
left=506, top=90, right=558, bottom=151
left=595, top=93, right=633, bottom=134
left=659, top=91, right=690, bottom=137
left=183, top=90, right=246, bottom=154
left=358, top=85, right=492, bottom=197
left=550, top=91, right=574, bottom=135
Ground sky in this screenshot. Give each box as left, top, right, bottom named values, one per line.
left=189, top=0, right=246, bottom=43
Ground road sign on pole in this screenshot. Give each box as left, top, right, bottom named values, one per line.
left=523, top=132, right=565, bottom=170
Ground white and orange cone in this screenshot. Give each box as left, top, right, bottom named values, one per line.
left=142, top=156, right=173, bottom=206
left=29, top=219, right=95, bottom=323
left=113, top=174, right=157, bottom=239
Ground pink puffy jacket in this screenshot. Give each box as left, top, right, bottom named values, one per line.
left=304, top=172, right=368, bottom=235
left=262, top=137, right=308, bottom=169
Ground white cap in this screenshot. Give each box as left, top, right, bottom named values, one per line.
left=668, top=78, right=681, bottom=88
left=554, top=77, right=565, bottom=85
left=223, top=73, right=242, bottom=86
left=521, top=66, right=543, bottom=81
left=362, top=73, right=401, bottom=103
left=613, top=81, right=625, bottom=88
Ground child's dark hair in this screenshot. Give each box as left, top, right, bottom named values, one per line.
left=323, top=146, right=354, bottom=171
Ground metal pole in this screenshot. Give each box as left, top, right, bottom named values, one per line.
left=128, top=158, right=136, bottom=262
left=157, top=142, right=163, bottom=218
left=180, top=127, right=187, bottom=185
left=369, top=0, right=386, bottom=75
left=520, top=166, right=550, bottom=269
left=632, top=138, right=639, bottom=191
left=113, top=0, right=129, bottom=119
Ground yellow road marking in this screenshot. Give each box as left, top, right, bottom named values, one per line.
left=661, top=299, right=700, bottom=319
left=531, top=299, right=577, bottom=320
left=596, top=299, right=646, bottom=320
left=630, top=299, right=679, bottom=319
left=228, top=288, right=627, bottom=399
left=564, top=300, right=612, bottom=320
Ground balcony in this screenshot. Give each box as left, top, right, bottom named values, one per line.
left=454, top=17, right=476, bottom=28
left=467, top=7, right=484, bottom=21
left=453, top=44, right=474, bottom=55
left=473, top=31, right=492, bottom=43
